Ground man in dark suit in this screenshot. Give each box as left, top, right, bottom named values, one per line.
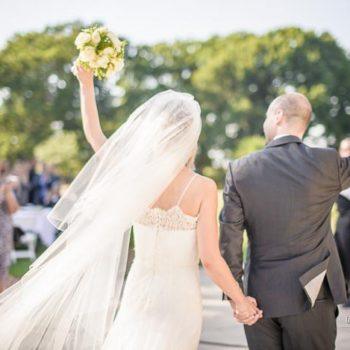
left=335, top=138, right=350, bottom=307
left=219, top=92, right=348, bottom=350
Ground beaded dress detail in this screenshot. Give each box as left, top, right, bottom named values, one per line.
left=137, top=205, right=198, bottom=231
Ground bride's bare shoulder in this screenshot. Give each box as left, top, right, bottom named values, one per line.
left=194, top=174, right=217, bottom=195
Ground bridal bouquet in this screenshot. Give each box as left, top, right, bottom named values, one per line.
left=72, top=26, right=126, bottom=79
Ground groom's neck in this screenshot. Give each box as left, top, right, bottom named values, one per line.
left=274, top=128, right=304, bottom=140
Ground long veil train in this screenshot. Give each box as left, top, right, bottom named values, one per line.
left=0, top=90, right=202, bottom=349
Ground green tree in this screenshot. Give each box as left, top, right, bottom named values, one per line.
left=1, top=24, right=350, bottom=185
left=120, top=28, right=350, bottom=183
left=232, top=135, right=266, bottom=159
left=34, top=131, right=81, bottom=179
left=191, top=28, right=350, bottom=164
left=0, top=21, right=115, bottom=162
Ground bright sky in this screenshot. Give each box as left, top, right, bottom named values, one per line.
left=1, top=0, right=350, bottom=50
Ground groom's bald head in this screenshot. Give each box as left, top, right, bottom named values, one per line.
left=269, top=93, right=312, bottom=125
left=264, top=92, right=312, bottom=141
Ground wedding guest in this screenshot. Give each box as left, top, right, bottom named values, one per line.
left=10, top=161, right=30, bottom=205
left=335, top=137, right=350, bottom=307
left=47, top=164, right=60, bottom=187
left=29, top=161, right=51, bottom=205
left=0, top=161, right=20, bottom=292
left=28, top=159, right=39, bottom=204
left=46, top=181, right=61, bottom=207
left=37, top=162, right=50, bottom=205
left=46, top=164, right=61, bottom=206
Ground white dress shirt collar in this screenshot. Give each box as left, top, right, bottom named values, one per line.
left=273, top=134, right=292, bottom=140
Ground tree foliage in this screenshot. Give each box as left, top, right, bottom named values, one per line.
left=34, top=131, right=81, bottom=178
left=1, top=24, right=350, bottom=184
left=232, top=136, right=266, bottom=159
left=0, top=21, right=114, bottom=163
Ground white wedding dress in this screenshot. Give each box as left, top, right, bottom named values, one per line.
left=102, top=174, right=203, bottom=350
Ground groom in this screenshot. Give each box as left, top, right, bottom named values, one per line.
left=219, top=92, right=348, bottom=350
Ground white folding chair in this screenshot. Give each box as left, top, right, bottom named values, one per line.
left=11, top=229, right=38, bottom=263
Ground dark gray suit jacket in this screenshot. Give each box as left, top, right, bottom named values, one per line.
left=219, top=135, right=348, bottom=318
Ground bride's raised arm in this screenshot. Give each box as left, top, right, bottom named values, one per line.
left=75, top=65, right=107, bottom=152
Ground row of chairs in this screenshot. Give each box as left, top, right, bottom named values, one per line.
left=10, top=227, right=37, bottom=263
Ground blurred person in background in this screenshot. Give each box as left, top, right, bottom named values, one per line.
left=47, top=164, right=60, bottom=186
left=0, top=160, right=19, bottom=292
left=28, top=160, right=61, bottom=206
left=335, top=137, right=350, bottom=307
left=11, top=160, right=31, bottom=205
left=36, top=162, right=50, bottom=206
left=46, top=181, right=61, bottom=207
left=28, top=159, right=38, bottom=204
left=46, top=164, right=61, bottom=207
left=28, top=161, right=52, bottom=206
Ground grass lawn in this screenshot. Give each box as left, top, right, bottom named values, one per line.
left=9, top=242, right=47, bottom=278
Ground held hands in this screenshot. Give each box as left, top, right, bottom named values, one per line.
left=230, top=296, right=263, bottom=326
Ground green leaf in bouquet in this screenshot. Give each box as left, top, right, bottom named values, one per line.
left=97, top=38, right=112, bottom=52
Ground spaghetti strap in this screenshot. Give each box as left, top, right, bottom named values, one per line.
left=176, top=173, right=198, bottom=206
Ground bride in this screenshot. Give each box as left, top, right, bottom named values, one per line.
left=0, top=65, right=261, bottom=350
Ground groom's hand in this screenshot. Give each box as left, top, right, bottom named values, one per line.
left=230, top=296, right=263, bottom=326
left=246, top=296, right=258, bottom=307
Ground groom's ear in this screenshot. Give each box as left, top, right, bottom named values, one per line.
left=275, top=109, right=284, bottom=125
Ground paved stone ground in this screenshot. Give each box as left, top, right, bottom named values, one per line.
left=198, top=268, right=350, bottom=349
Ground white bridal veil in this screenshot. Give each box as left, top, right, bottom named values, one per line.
left=0, top=90, right=202, bottom=349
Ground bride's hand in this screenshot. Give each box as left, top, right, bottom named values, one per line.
left=232, top=296, right=263, bottom=325
left=75, top=64, right=94, bottom=86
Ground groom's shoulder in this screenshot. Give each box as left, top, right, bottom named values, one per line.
left=229, top=149, right=265, bottom=170
left=301, top=143, right=339, bottom=163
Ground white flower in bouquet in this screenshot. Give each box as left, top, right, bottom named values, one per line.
left=75, top=32, right=91, bottom=49
left=96, top=55, right=109, bottom=68
left=72, top=26, right=126, bottom=80
left=79, top=46, right=96, bottom=62
left=99, top=27, right=108, bottom=34
left=108, top=32, right=122, bottom=50
left=103, top=47, right=114, bottom=56
left=106, top=67, right=115, bottom=79
left=89, top=59, right=99, bottom=69
left=91, top=30, right=101, bottom=45
left=114, top=59, right=125, bottom=72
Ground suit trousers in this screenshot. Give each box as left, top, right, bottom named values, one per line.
left=244, top=281, right=338, bottom=350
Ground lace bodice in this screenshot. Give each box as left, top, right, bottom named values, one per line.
left=136, top=205, right=198, bottom=231
left=135, top=173, right=199, bottom=231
